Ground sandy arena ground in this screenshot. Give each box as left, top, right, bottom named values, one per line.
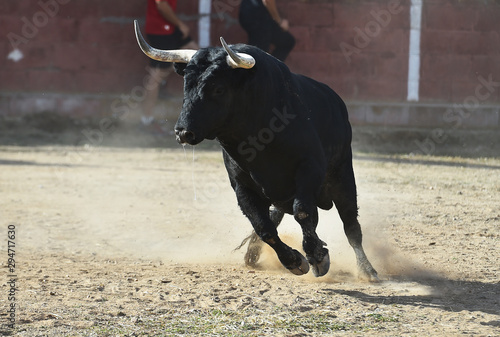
left=0, top=135, right=499, bottom=336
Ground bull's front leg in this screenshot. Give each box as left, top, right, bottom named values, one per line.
left=241, top=206, right=284, bottom=267
left=235, top=184, right=309, bottom=275
left=293, top=161, right=330, bottom=277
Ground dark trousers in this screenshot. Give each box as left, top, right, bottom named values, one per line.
left=240, top=16, right=295, bottom=62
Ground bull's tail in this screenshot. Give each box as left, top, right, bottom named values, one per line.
left=233, top=231, right=255, bottom=251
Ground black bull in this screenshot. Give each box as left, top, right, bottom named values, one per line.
left=134, top=21, right=378, bottom=280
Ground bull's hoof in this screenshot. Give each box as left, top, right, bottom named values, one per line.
left=309, top=251, right=330, bottom=277
left=244, top=250, right=260, bottom=267
left=359, top=268, right=380, bottom=282
left=285, top=250, right=310, bottom=276
left=244, top=244, right=262, bottom=267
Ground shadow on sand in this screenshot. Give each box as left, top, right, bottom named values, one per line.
left=323, top=275, right=499, bottom=319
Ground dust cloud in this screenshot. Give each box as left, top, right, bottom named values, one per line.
left=251, top=207, right=441, bottom=283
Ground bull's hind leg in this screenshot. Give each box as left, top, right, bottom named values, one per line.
left=240, top=207, right=284, bottom=267
left=235, top=184, right=309, bottom=275
left=330, top=161, right=379, bottom=281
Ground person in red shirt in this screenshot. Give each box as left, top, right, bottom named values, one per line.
left=141, top=0, right=198, bottom=128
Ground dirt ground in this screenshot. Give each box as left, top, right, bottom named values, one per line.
left=0, top=127, right=499, bottom=336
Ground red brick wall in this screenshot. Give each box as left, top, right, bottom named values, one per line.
left=284, top=0, right=411, bottom=101
left=1, top=0, right=150, bottom=94
left=1, top=0, right=499, bottom=105
left=419, top=0, right=500, bottom=103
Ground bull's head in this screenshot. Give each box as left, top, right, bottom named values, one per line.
left=134, top=20, right=256, bottom=145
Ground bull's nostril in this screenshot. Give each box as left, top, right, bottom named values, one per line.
left=182, top=130, right=195, bottom=142
left=175, top=129, right=196, bottom=144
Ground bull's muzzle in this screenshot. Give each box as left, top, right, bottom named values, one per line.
left=175, top=128, right=196, bottom=145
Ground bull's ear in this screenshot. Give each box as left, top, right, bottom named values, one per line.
left=174, top=63, right=187, bottom=76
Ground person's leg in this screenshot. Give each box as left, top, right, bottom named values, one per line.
left=268, top=23, right=295, bottom=62
left=245, top=19, right=295, bottom=62
left=247, top=27, right=272, bottom=53
left=141, top=32, right=198, bottom=126
left=142, top=65, right=173, bottom=125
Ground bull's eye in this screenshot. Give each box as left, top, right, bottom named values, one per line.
left=213, top=85, right=225, bottom=96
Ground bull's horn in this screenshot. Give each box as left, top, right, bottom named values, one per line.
left=220, top=37, right=255, bottom=69
left=134, top=20, right=196, bottom=63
